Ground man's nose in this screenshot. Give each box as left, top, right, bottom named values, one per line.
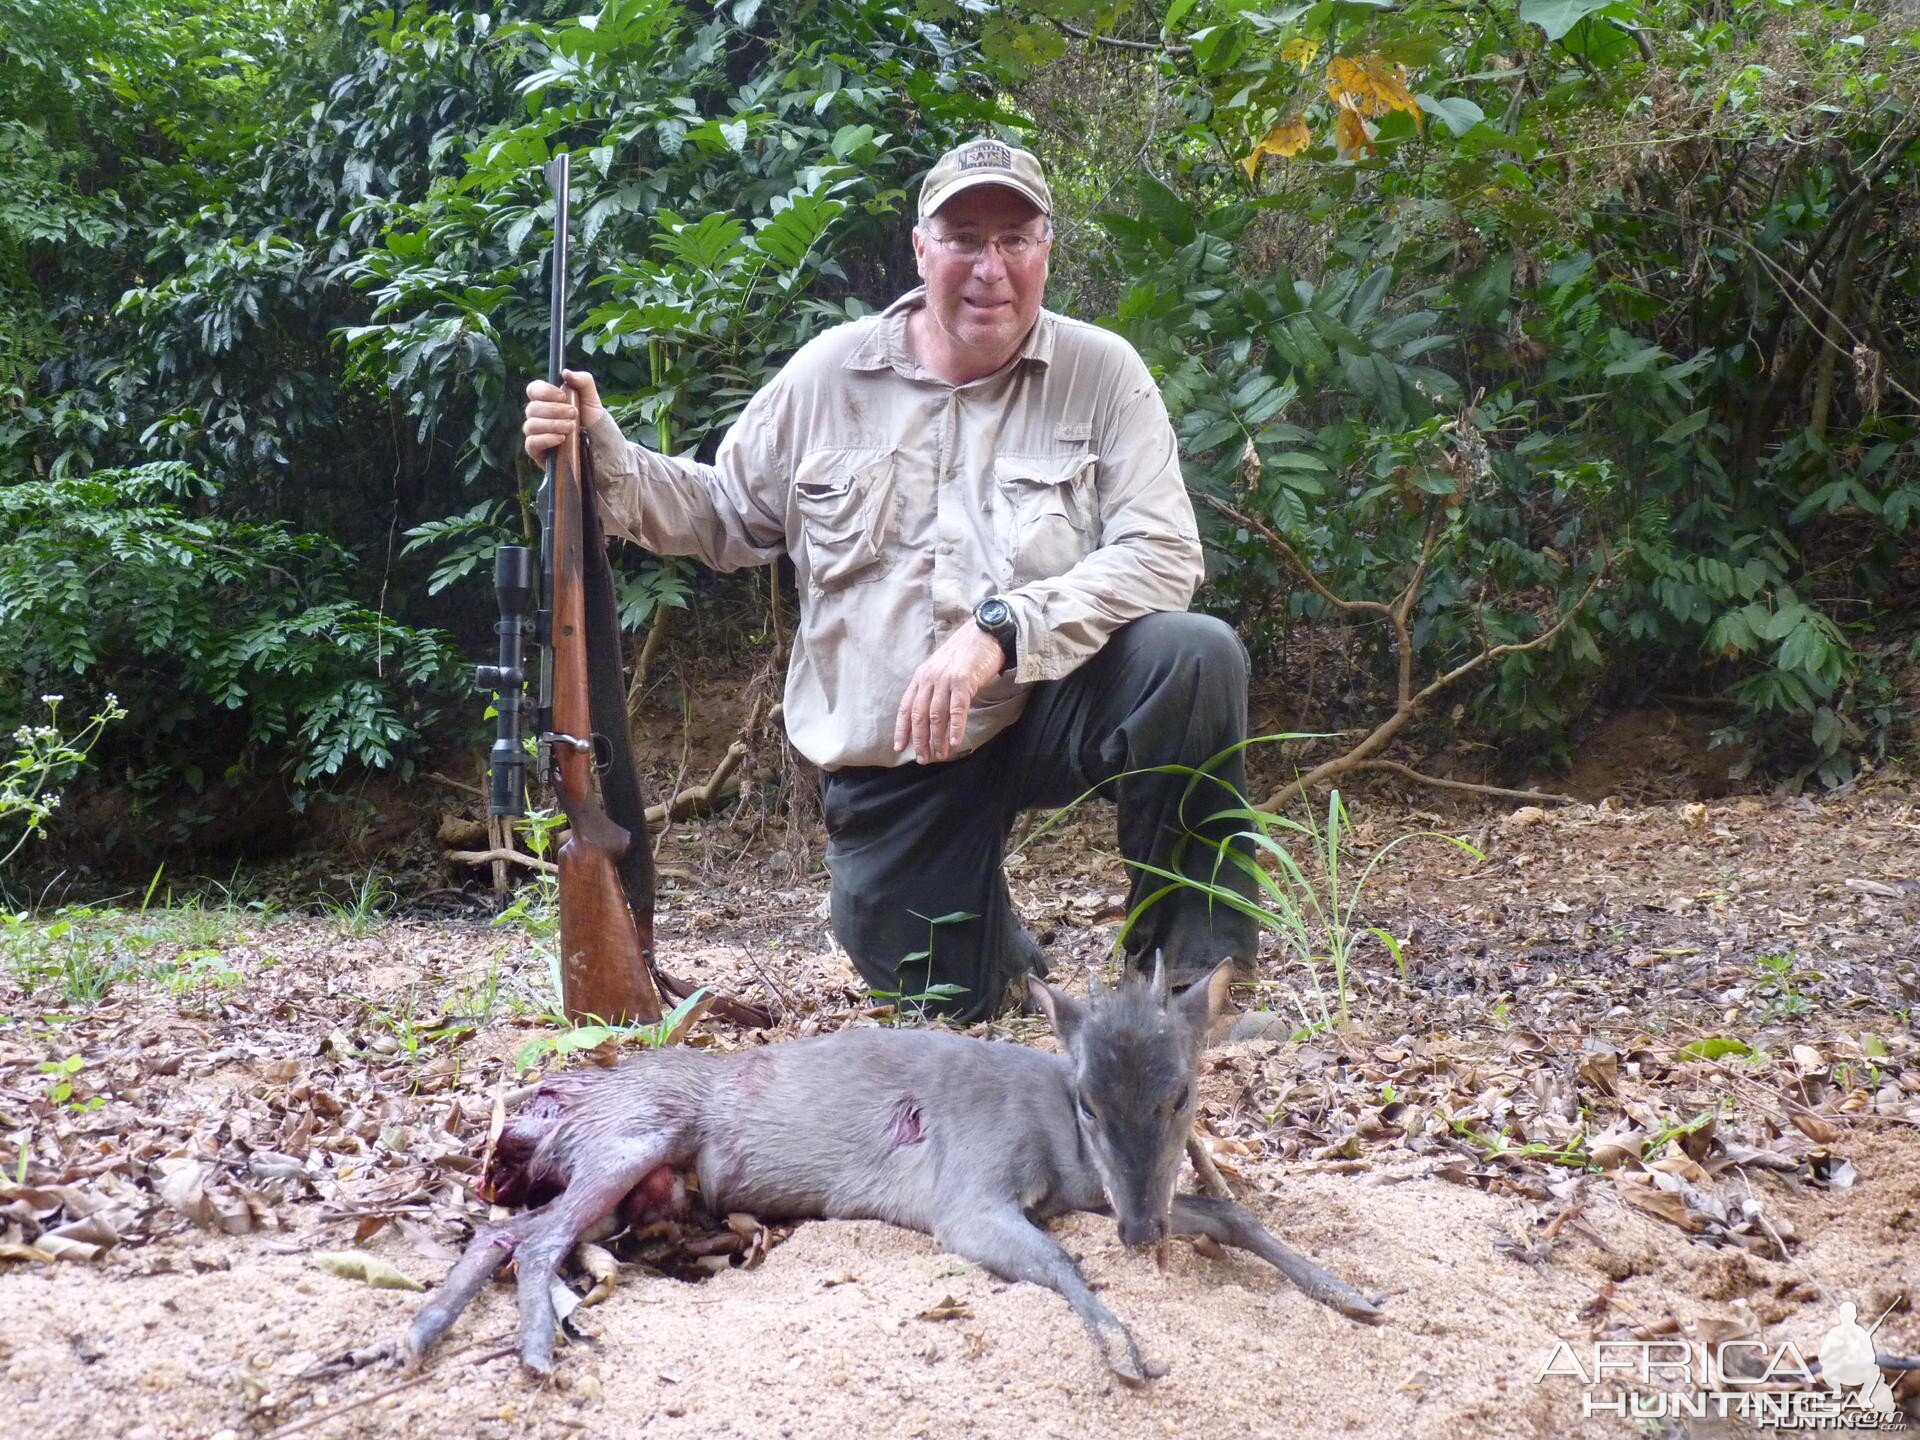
left=970, top=246, right=1009, bottom=282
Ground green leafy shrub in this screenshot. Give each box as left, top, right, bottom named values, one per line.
left=0, top=462, right=464, bottom=832
left=1061, top=0, right=1918, bottom=785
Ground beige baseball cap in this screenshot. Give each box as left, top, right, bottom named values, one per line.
left=918, top=137, right=1053, bottom=220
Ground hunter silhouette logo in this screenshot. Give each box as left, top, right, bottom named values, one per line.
left=1820, top=1303, right=1901, bottom=1417
left=1535, top=1297, right=1909, bottom=1428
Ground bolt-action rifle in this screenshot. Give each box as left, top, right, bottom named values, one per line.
left=474, top=153, right=665, bottom=1025
left=479, top=156, right=770, bottom=1031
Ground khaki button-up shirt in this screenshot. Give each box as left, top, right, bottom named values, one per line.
left=585, top=288, right=1203, bottom=770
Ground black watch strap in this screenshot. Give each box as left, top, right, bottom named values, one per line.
left=973, top=597, right=1017, bottom=672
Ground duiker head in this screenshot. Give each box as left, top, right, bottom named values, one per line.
left=1031, top=959, right=1234, bottom=1248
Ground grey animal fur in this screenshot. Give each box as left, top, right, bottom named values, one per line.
left=406, top=960, right=1383, bottom=1385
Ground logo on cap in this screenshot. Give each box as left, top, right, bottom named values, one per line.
left=958, top=141, right=1014, bottom=171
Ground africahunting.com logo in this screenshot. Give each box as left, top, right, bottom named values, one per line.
left=1535, top=1301, right=1908, bottom=1428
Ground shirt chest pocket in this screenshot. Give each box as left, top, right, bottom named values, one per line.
left=793, top=449, right=895, bottom=592
left=994, top=452, right=1099, bottom=583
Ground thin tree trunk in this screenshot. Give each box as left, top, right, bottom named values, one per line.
left=1809, top=210, right=1868, bottom=441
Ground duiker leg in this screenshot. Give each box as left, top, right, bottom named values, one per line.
left=937, top=1205, right=1165, bottom=1387
left=511, top=1142, right=682, bottom=1373
left=409, top=1140, right=680, bottom=1372
left=1170, top=1193, right=1383, bottom=1323
left=406, top=1207, right=549, bottom=1365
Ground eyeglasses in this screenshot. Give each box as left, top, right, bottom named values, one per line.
left=924, top=231, right=1050, bottom=262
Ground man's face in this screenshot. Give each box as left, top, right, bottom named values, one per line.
left=911, top=186, right=1051, bottom=374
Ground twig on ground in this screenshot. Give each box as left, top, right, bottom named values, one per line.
left=1185, top=1131, right=1236, bottom=1200
left=652, top=743, right=749, bottom=827
left=1347, top=760, right=1578, bottom=807
left=261, top=1339, right=517, bottom=1440
left=446, top=847, right=557, bottom=875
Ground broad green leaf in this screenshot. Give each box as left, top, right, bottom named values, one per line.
left=1136, top=174, right=1196, bottom=247
left=755, top=191, right=847, bottom=269
left=1419, top=95, right=1486, bottom=136
left=1518, top=0, right=1614, bottom=41
left=1657, top=410, right=1712, bottom=444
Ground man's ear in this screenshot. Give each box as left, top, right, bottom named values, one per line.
left=1028, top=976, right=1087, bottom=1046
left=1173, top=960, right=1236, bottom=1035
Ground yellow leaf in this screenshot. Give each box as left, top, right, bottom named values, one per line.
left=1239, top=116, right=1315, bottom=178
left=1280, top=37, right=1320, bottom=72
left=1325, top=53, right=1423, bottom=126
left=1333, top=104, right=1375, bottom=160
left=312, top=1250, right=426, bottom=1292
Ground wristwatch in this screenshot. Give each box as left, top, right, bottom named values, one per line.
left=973, top=596, right=1018, bottom=672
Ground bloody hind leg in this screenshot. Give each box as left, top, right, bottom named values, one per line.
left=406, top=1206, right=552, bottom=1366
left=511, top=1141, right=681, bottom=1374
left=407, top=1141, right=685, bottom=1372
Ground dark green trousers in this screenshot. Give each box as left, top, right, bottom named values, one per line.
left=820, top=612, right=1258, bottom=1020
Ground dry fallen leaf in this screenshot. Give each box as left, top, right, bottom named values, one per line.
left=1589, top=1127, right=1646, bottom=1171
left=1789, top=1109, right=1842, bottom=1145
left=575, top=1242, right=619, bottom=1306
left=916, top=1295, right=972, bottom=1322
left=156, top=1162, right=216, bottom=1228
left=1576, top=1044, right=1619, bottom=1098
left=311, top=1250, right=426, bottom=1292
left=1614, top=1172, right=1706, bottom=1232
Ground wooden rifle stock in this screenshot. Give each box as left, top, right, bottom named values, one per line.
left=547, top=426, right=664, bottom=1025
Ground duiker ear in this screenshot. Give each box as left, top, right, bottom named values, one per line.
left=1029, top=976, right=1088, bottom=1045
left=1173, top=960, right=1236, bottom=1034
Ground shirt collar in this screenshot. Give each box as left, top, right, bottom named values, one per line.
left=845, top=288, right=1056, bottom=377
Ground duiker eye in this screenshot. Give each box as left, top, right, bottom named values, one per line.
left=1172, top=1084, right=1192, bottom=1112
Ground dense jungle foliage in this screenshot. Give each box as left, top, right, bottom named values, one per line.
left=1, top=0, right=1915, bottom=860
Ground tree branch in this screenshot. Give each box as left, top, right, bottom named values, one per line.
left=1049, top=15, right=1191, bottom=57
left=1201, top=494, right=1398, bottom=626
left=446, top=846, right=556, bottom=875
left=1209, top=483, right=1609, bottom=813
left=1346, top=760, right=1578, bottom=806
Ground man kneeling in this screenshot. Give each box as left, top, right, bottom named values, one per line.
left=521, top=137, right=1256, bottom=1018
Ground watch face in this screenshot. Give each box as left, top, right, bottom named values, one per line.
left=978, top=598, right=1011, bottom=627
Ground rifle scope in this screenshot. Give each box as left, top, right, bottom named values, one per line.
left=476, top=543, right=535, bottom=816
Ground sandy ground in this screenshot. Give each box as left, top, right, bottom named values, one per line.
left=2, top=786, right=1917, bottom=1440
left=6, top=1097, right=1915, bottom=1440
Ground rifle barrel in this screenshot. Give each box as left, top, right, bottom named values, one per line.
left=534, top=152, right=571, bottom=728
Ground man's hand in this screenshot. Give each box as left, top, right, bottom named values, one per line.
left=523, top=369, right=606, bottom=463
left=893, top=624, right=1009, bottom=764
